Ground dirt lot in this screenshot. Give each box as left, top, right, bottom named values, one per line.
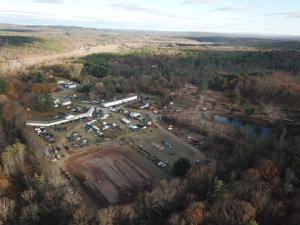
left=63, top=143, right=170, bottom=207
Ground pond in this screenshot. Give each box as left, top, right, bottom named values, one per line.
left=212, top=115, right=270, bottom=140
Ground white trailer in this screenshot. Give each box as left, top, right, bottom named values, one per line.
left=121, top=118, right=131, bottom=124
left=68, top=84, right=77, bottom=89
left=61, top=100, right=71, bottom=106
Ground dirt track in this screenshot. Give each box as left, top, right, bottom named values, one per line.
left=64, top=142, right=170, bottom=206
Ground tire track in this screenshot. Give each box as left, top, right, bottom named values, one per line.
left=123, top=158, right=149, bottom=180
left=113, top=160, right=139, bottom=186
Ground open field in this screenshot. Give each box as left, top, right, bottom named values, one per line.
left=64, top=143, right=171, bottom=206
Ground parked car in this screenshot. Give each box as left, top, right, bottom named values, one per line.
left=162, top=140, right=172, bottom=148
left=158, top=162, right=164, bottom=166
left=60, top=167, right=65, bottom=174
left=82, top=181, right=89, bottom=187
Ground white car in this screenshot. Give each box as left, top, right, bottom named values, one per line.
left=187, top=136, right=194, bottom=139
left=56, top=155, right=61, bottom=159
left=158, top=162, right=164, bottom=166
left=69, top=189, right=74, bottom=194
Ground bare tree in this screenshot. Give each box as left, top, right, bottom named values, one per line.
left=117, top=204, right=135, bottom=225
left=1, top=143, right=26, bottom=176
left=210, top=197, right=256, bottom=225
left=71, top=205, right=94, bottom=225
left=96, top=205, right=117, bottom=225
left=20, top=204, right=39, bottom=225
left=167, top=213, right=185, bottom=225
left=0, top=197, right=15, bottom=224
left=60, top=192, right=82, bottom=216
left=21, top=187, right=35, bottom=206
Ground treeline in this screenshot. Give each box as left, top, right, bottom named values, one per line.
left=75, top=47, right=300, bottom=106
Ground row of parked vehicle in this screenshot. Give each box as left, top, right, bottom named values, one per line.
left=50, top=145, right=61, bottom=153
left=92, top=108, right=102, bottom=118
left=72, top=139, right=89, bottom=148
left=43, top=114, right=60, bottom=119
left=66, top=105, right=82, bottom=112
left=52, top=126, right=70, bottom=132
left=157, top=161, right=168, bottom=168
left=66, top=131, right=84, bottom=142
left=35, top=127, right=56, bottom=144
left=60, top=167, right=73, bottom=179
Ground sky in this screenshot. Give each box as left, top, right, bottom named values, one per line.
left=0, top=0, right=300, bottom=35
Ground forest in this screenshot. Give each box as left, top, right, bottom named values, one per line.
left=69, top=47, right=300, bottom=108
left=1, top=28, right=300, bottom=224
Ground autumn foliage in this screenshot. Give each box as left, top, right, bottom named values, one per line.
left=257, top=159, right=279, bottom=179
left=31, top=83, right=44, bottom=93
left=22, top=94, right=30, bottom=108
left=240, top=168, right=261, bottom=181
left=183, top=206, right=203, bottom=225
left=7, top=82, right=16, bottom=96
left=3, top=105, right=9, bottom=116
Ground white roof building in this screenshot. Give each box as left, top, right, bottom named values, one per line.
left=101, top=95, right=137, bottom=108
left=65, top=114, right=75, bottom=120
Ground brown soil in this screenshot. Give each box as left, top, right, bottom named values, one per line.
left=63, top=142, right=170, bottom=207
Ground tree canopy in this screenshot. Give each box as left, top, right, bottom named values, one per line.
left=0, top=79, right=9, bottom=94
left=172, top=157, right=192, bottom=176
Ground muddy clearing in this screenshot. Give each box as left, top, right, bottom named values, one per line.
left=64, top=143, right=170, bottom=206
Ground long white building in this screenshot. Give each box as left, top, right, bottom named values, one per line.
left=101, top=95, right=137, bottom=108
left=26, top=107, right=94, bottom=127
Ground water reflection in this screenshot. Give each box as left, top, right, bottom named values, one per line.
left=212, top=115, right=270, bottom=140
